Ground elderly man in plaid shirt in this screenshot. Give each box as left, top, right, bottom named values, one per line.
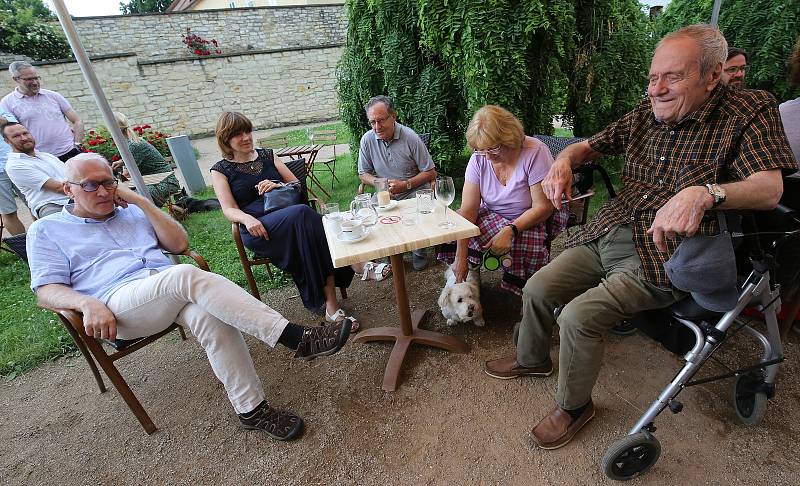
left=484, top=24, right=798, bottom=450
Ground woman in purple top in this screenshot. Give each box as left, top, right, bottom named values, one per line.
left=439, top=105, right=569, bottom=295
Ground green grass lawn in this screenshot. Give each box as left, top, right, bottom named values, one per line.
left=0, top=122, right=618, bottom=378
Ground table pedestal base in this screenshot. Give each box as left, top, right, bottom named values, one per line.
left=354, top=309, right=469, bottom=391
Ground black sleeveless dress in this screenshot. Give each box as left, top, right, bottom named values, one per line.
left=211, top=149, right=354, bottom=310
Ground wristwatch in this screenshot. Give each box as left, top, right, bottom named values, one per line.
left=705, top=183, right=726, bottom=208
left=508, top=223, right=519, bottom=237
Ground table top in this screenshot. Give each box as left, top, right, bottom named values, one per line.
left=274, top=144, right=323, bottom=157
left=324, top=199, right=479, bottom=267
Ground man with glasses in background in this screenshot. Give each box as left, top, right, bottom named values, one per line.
left=0, top=61, right=84, bottom=162
left=2, top=122, right=70, bottom=218
left=357, top=95, right=437, bottom=270
left=721, top=47, right=748, bottom=89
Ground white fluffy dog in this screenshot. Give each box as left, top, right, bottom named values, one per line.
left=438, top=264, right=484, bottom=327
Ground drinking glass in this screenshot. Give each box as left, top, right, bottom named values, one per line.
left=322, top=202, right=341, bottom=233
left=416, top=188, right=434, bottom=214
left=436, top=176, right=456, bottom=228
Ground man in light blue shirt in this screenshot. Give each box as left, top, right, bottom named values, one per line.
left=0, top=111, right=25, bottom=236
left=28, top=153, right=353, bottom=440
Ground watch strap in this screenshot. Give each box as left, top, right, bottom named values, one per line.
left=509, top=223, right=519, bottom=237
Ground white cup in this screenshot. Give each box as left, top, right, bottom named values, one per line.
left=340, top=219, right=365, bottom=239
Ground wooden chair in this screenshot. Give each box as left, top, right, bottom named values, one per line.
left=45, top=249, right=209, bottom=434
left=231, top=157, right=347, bottom=301
left=256, top=135, right=289, bottom=150
left=308, top=129, right=339, bottom=190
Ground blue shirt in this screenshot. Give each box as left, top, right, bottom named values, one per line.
left=27, top=204, right=173, bottom=303
left=0, top=111, right=17, bottom=173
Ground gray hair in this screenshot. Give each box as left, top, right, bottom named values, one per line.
left=365, top=95, right=396, bottom=114
left=658, top=24, right=728, bottom=78
left=9, top=61, right=34, bottom=78
left=65, top=152, right=111, bottom=180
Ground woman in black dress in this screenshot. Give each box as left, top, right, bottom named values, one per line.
left=211, top=112, right=389, bottom=331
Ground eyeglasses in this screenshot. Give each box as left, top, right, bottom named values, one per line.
left=368, top=115, right=392, bottom=126
left=474, top=145, right=503, bottom=156
left=67, top=179, right=118, bottom=192
left=723, top=65, right=748, bottom=75
left=16, top=76, right=41, bottom=82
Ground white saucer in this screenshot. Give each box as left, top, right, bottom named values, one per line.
left=336, top=231, right=369, bottom=243
left=376, top=200, right=398, bottom=211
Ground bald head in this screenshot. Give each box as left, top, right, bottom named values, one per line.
left=65, top=153, right=112, bottom=181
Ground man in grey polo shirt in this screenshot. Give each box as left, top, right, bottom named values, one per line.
left=358, top=95, right=437, bottom=269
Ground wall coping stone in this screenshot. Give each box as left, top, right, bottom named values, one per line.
left=76, top=3, right=345, bottom=20
left=0, top=53, right=137, bottom=69
left=136, top=43, right=343, bottom=66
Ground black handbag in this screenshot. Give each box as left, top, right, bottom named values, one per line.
left=262, top=181, right=302, bottom=214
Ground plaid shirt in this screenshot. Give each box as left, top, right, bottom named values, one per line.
left=566, top=85, right=798, bottom=287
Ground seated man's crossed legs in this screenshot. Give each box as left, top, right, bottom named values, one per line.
left=485, top=225, right=682, bottom=449
left=105, top=263, right=353, bottom=441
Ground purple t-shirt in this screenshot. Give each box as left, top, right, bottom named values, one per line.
left=464, top=136, right=554, bottom=220
left=0, top=88, right=76, bottom=157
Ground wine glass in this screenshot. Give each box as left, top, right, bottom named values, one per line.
left=436, top=176, right=456, bottom=228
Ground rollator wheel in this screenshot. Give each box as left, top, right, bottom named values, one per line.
left=733, top=373, right=768, bottom=426
left=610, top=320, right=638, bottom=336
left=602, top=432, right=661, bottom=481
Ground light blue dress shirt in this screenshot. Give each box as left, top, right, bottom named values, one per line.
left=27, top=204, right=173, bottom=303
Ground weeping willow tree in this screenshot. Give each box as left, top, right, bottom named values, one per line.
left=566, top=0, right=655, bottom=136
left=337, top=0, right=654, bottom=172
left=658, top=0, right=800, bottom=102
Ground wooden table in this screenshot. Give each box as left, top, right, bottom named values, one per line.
left=273, top=144, right=328, bottom=200
left=324, top=199, right=480, bottom=391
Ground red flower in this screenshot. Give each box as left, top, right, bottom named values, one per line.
left=142, top=124, right=151, bottom=129
left=194, top=48, right=202, bottom=55
left=88, top=139, right=98, bottom=146
left=89, top=130, right=95, bottom=135
left=111, top=154, right=120, bottom=161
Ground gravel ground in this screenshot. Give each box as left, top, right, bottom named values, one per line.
left=2, top=254, right=799, bottom=485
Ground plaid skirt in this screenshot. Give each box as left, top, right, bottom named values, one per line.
left=437, top=206, right=569, bottom=295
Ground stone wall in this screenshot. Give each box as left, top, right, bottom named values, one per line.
left=0, top=6, right=346, bottom=138
left=1, top=46, right=342, bottom=138
left=74, top=5, right=346, bottom=59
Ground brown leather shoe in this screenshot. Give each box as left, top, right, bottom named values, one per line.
left=483, top=356, right=553, bottom=379
left=531, top=402, right=595, bottom=450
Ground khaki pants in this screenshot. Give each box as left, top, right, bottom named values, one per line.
left=514, top=225, right=682, bottom=410
left=106, top=264, right=289, bottom=414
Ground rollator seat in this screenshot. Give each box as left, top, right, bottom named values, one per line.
left=670, top=297, right=727, bottom=321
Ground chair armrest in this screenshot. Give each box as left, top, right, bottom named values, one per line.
left=166, top=249, right=210, bottom=271
left=358, top=182, right=366, bottom=195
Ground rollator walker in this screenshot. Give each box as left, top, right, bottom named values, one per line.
left=602, top=199, right=800, bottom=481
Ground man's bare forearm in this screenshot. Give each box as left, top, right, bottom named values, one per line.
left=556, top=140, right=604, bottom=169
left=37, top=283, right=98, bottom=312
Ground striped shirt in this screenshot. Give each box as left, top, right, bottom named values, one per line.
left=566, top=85, right=798, bottom=287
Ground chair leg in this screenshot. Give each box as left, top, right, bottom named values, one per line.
left=242, top=261, right=262, bottom=301
left=60, top=319, right=106, bottom=393
left=83, top=338, right=158, bottom=434
left=177, top=325, right=187, bottom=341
